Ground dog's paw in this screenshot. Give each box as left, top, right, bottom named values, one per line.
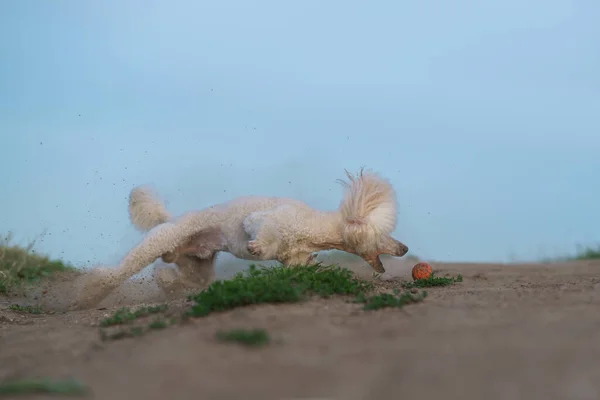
left=306, top=253, right=318, bottom=265
left=69, top=268, right=120, bottom=310
left=247, top=240, right=263, bottom=257
left=371, top=271, right=383, bottom=280
left=153, top=265, right=184, bottom=300
left=192, top=244, right=214, bottom=259
left=153, top=265, right=180, bottom=287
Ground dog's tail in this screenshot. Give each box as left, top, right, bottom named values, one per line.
left=128, top=186, right=172, bottom=232
left=337, top=169, right=398, bottom=253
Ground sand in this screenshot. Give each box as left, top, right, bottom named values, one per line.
left=1, top=255, right=600, bottom=400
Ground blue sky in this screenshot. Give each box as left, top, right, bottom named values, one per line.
left=1, top=0, right=599, bottom=268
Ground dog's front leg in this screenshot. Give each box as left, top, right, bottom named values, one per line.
left=280, top=252, right=317, bottom=267
left=247, top=239, right=278, bottom=260
left=243, top=212, right=281, bottom=260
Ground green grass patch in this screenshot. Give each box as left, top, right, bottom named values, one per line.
left=402, top=273, right=463, bottom=289
left=573, top=245, right=600, bottom=260
left=0, top=378, right=88, bottom=396
left=0, top=233, right=76, bottom=295
left=8, top=304, right=45, bottom=314
left=99, top=264, right=444, bottom=342
left=355, top=289, right=428, bottom=311
left=216, top=328, right=271, bottom=347
left=100, top=305, right=168, bottom=327
left=100, top=318, right=176, bottom=341
left=99, top=306, right=172, bottom=341
left=148, top=318, right=168, bottom=330
left=542, top=244, right=600, bottom=263
left=100, top=326, right=145, bottom=341
left=187, top=264, right=372, bottom=318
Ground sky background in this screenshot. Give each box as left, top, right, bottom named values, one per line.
left=1, top=0, right=599, bottom=270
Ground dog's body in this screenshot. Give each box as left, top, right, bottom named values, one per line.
left=71, top=169, right=409, bottom=310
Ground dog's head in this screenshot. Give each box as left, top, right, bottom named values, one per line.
left=337, top=169, right=408, bottom=273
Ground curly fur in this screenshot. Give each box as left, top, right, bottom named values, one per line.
left=128, top=185, right=172, bottom=232
left=71, top=169, right=409, bottom=310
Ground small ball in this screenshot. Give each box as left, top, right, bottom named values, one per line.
left=412, top=262, right=433, bottom=280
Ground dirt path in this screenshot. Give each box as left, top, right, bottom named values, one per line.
left=2, top=259, right=600, bottom=400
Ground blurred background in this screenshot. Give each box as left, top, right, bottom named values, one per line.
left=1, top=0, right=598, bottom=274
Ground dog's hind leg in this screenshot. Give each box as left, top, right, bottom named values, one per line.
left=154, top=254, right=216, bottom=300
left=71, top=210, right=221, bottom=310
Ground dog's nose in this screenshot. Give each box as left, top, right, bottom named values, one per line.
left=399, top=244, right=409, bottom=256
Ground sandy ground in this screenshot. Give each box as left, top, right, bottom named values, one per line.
left=1, top=255, right=600, bottom=400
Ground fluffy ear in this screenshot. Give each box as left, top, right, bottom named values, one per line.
left=337, top=169, right=398, bottom=253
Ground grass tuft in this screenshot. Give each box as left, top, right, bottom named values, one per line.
left=100, top=305, right=168, bottom=327
left=99, top=306, right=172, bottom=341
left=573, top=245, right=600, bottom=260
left=403, top=273, right=463, bottom=289
left=187, top=263, right=372, bottom=317
left=8, top=304, right=45, bottom=314
left=543, top=244, right=600, bottom=263
left=0, top=378, right=88, bottom=396
left=355, top=289, right=428, bottom=310
left=148, top=319, right=168, bottom=330
left=100, top=327, right=145, bottom=341
left=0, top=233, right=76, bottom=295
left=216, top=328, right=271, bottom=347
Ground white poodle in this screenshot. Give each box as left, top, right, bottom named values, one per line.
left=71, top=168, right=409, bottom=310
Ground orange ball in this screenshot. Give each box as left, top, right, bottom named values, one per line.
left=412, top=262, right=433, bottom=280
